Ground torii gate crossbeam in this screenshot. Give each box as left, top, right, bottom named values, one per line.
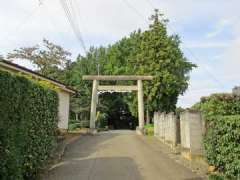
left=82, top=75, right=153, bottom=134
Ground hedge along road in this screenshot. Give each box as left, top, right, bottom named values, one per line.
left=44, top=130, right=203, bottom=180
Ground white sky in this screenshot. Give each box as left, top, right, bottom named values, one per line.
left=0, top=0, right=240, bottom=107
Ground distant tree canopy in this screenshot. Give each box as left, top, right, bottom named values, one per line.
left=7, top=39, right=71, bottom=81
left=6, top=10, right=196, bottom=121
left=67, top=9, right=196, bottom=118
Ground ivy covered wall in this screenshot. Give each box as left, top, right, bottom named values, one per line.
left=0, top=70, right=59, bottom=179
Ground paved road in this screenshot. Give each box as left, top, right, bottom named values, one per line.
left=45, top=130, right=203, bottom=180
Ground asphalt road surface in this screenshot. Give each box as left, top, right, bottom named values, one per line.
left=44, top=130, right=203, bottom=180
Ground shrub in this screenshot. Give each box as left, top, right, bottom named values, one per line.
left=0, top=70, right=58, bottom=179
left=208, top=174, right=225, bottom=180
left=193, top=93, right=240, bottom=179
left=97, top=112, right=108, bottom=129
left=144, top=124, right=154, bottom=136
left=68, top=122, right=81, bottom=131
left=193, top=93, right=240, bottom=122
left=204, top=115, right=240, bottom=179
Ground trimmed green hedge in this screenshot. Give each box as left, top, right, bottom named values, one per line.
left=193, top=93, right=240, bottom=178
left=193, top=93, right=240, bottom=121
left=204, top=115, right=240, bottom=178
left=0, top=70, right=58, bottom=179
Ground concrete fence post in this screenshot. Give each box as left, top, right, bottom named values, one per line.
left=157, top=112, right=161, bottom=136
left=153, top=111, right=180, bottom=149
left=165, top=113, right=170, bottom=141
left=168, top=113, right=176, bottom=146
left=161, top=112, right=178, bottom=147
left=159, top=113, right=164, bottom=139
left=180, top=110, right=204, bottom=159
left=154, top=112, right=159, bottom=136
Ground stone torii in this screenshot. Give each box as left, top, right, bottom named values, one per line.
left=82, top=75, right=153, bottom=134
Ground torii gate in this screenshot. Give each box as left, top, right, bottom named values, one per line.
left=82, top=75, right=153, bottom=133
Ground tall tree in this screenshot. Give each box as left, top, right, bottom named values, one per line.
left=7, top=39, right=71, bottom=80
left=66, top=10, right=196, bottom=122
left=132, top=9, right=196, bottom=114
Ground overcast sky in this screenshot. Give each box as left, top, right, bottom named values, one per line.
left=0, top=0, right=239, bottom=107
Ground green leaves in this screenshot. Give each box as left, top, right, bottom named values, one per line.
left=66, top=10, right=195, bottom=122
left=7, top=39, right=71, bottom=80
left=0, top=70, right=58, bottom=179
left=131, top=11, right=195, bottom=113
left=193, top=94, right=240, bottom=178
left=204, top=115, right=240, bottom=178
left=193, top=93, right=240, bottom=121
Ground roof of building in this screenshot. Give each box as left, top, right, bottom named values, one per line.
left=0, top=59, right=76, bottom=94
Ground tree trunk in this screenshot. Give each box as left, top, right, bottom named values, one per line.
left=75, top=113, right=78, bottom=121
left=146, top=107, right=150, bottom=124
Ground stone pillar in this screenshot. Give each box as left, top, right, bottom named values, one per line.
left=90, top=80, right=98, bottom=129
left=165, top=113, right=170, bottom=142
left=232, top=86, right=240, bottom=96
left=157, top=112, right=161, bottom=136
left=154, top=112, right=159, bottom=136
left=159, top=113, right=165, bottom=139
left=57, top=91, right=70, bottom=130
left=137, top=80, right=144, bottom=130
left=168, top=113, right=178, bottom=146
left=180, top=110, right=204, bottom=158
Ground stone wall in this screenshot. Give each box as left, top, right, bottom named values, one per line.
left=154, top=110, right=205, bottom=159
left=232, top=86, right=240, bottom=96
left=180, top=110, right=204, bottom=156
left=154, top=112, right=179, bottom=147
left=57, top=90, right=70, bottom=130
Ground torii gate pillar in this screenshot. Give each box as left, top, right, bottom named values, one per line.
left=137, top=80, right=144, bottom=130
left=83, top=75, right=153, bottom=134
left=90, top=79, right=98, bottom=129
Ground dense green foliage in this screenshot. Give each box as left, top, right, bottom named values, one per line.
left=97, top=93, right=137, bottom=129
left=96, top=112, right=108, bottom=129
left=65, top=10, right=195, bottom=122
left=5, top=10, right=195, bottom=127
left=204, top=115, right=240, bottom=178
left=0, top=70, right=58, bottom=179
left=208, top=174, right=225, bottom=180
left=192, top=93, right=240, bottom=178
left=192, top=93, right=240, bottom=121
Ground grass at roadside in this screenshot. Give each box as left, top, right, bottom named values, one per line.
left=144, top=124, right=154, bottom=136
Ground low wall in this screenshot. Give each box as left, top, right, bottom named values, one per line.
left=154, top=110, right=205, bottom=159
left=58, top=90, right=70, bottom=130
left=154, top=112, right=179, bottom=147
left=180, top=110, right=204, bottom=158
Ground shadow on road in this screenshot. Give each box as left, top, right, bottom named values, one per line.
left=44, top=131, right=143, bottom=180
left=46, top=157, right=143, bottom=180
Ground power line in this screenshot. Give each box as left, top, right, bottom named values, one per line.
left=59, top=0, right=87, bottom=53
left=73, top=0, right=88, bottom=34
left=1, top=2, right=42, bottom=45
left=65, top=0, right=87, bottom=53
left=15, top=2, right=43, bottom=31
left=144, top=0, right=155, bottom=10
left=60, top=0, right=81, bottom=42
left=122, top=0, right=224, bottom=88
left=41, top=1, right=66, bottom=43
left=122, top=0, right=145, bottom=19
left=68, top=0, right=88, bottom=40
left=167, top=23, right=225, bottom=88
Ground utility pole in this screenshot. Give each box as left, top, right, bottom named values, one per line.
left=95, top=50, right=100, bottom=75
